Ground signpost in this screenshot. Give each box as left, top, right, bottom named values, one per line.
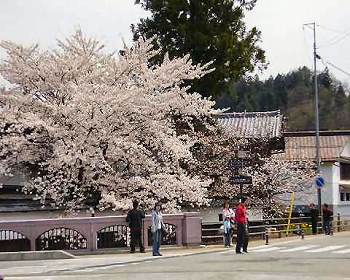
left=315, top=176, right=325, bottom=189
left=230, top=175, right=252, bottom=185
left=228, top=158, right=251, bottom=171
left=228, top=150, right=253, bottom=196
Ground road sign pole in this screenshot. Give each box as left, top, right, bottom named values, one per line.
left=286, top=192, right=295, bottom=237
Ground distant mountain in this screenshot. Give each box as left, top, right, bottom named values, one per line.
left=215, top=66, right=350, bottom=131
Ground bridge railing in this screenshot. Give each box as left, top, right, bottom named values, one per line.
left=0, top=212, right=202, bottom=253
left=201, top=214, right=350, bottom=245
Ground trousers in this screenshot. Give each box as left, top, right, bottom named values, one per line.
left=130, top=228, right=144, bottom=252
left=236, top=223, right=249, bottom=253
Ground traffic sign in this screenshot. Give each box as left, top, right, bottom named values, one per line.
left=228, top=159, right=251, bottom=170
left=315, top=176, right=325, bottom=189
left=230, top=175, right=252, bottom=185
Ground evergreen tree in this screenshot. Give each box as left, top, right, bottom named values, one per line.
left=216, top=67, right=350, bottom=131
left=133, top=0, right=266, bottom=97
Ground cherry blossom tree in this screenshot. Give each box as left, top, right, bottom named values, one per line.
left=0, top=30, right=221, bottom=212
left=0, top=30, right=316, bottom=216
left=191, top=131, right=316, bottom=217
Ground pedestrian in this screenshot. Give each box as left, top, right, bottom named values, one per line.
left=309, top=203, right=319, bottom=235
left=151, top=202, right=164, bottom=256
left=126, top=200, right=145, bottom=253
left=222, top=201, right=235, bottom=247
left=323, top=203, right=333, bottom=235
left=235, top=197, right=249, bottom=254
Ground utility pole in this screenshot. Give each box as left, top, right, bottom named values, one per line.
left=304, top=22, right=322, bottom=215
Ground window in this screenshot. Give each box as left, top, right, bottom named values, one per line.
left=340, top=163, right=350, bottom=180
left=340, top=186, right=350, bottom=202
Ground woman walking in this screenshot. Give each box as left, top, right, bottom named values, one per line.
left=151, top=203, right=164, bottom=256
left=223, top=201, right=235, bottom=247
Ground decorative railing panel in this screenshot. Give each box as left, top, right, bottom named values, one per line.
left=0, top=230, right=30, bottom=252
left=0, top=213, right=201, bottom=252
left=97, top=225, right=130, bottom=249
left=148, top=223, right=177, bottom=246
left=35, top=227, right=87, bottom=250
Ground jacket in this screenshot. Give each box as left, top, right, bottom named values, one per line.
left=235, top=204, right=248, bottom=225
left=126, top=208, right=145, bottom=230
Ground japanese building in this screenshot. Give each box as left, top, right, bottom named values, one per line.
left=282, top=130, right=350, bottom=217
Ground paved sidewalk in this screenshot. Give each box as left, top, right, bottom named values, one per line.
left=76, top=234, right=308, bottom=263
left=2, top=232, right=350, bottom=280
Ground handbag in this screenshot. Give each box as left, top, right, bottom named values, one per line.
left=218, top=225, right=224, bottom=234
left=161, top=224, right=168, bottom=236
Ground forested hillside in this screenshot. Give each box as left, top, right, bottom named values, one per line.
left=215, top=66, right=350, bottom=131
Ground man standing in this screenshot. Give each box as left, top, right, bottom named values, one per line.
left=235, top=197, right=249, bottom=254
left=323, top=203, right=333, bottom=235
left=126, top=200, right=145, bottom=253
left=309, top=203, right=319, bottom=235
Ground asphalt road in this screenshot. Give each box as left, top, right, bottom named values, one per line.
left=2, top=232, right=350, bottom=280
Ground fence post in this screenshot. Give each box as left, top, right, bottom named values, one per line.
left=265, top=227, right=269, bottom=245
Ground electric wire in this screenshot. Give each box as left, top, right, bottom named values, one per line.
left=319, top=56, right=350, bottom=78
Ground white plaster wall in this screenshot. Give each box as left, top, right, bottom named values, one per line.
left=0, top=173, right=25, bottom=186
left=320, top=162, right=335, bottom=206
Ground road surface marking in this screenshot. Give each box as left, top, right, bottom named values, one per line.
left=79, top=264, right=127, bottom=272
left=249, top=245, right=272, bottom=250
left=305, top=245, right=346, bottom=253
left=279, top=245, right=319, bottom=252
left=332, top=248, right=350, bottom=254
left=251, top=247, right=285, bottom=252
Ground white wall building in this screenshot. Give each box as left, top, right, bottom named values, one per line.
left=283, top=131, right=350, bottom=218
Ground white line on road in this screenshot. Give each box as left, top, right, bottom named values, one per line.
left=249, top=245, right=272, bottom=250
left=279, top=245, right=319, bottom=252
left=332, top=248, right=350, bottom=254
left=80, top=264, right=127, bottom=272
left=251, top=247, right=285, bottom=252
left=305, top=245, right=346, bottom=253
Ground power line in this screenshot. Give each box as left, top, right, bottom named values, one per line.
left=316, top=24, right=346, bottom=34
left=326, top=61, right=350, bottom=78
left=318, top=31, right=350, bottom=48
left=319, top=56, right=350, bottom=78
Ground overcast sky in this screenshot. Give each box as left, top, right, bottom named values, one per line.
left=1, top=0, right=350, bottom=85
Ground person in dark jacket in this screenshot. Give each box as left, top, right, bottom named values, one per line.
left=309, top=203, right=319, bottom=235
left=323, top=203, right=333, bottom=235
left=235, top=197, right=249, bottom=254
left=126, top=200, right=145, bottom=253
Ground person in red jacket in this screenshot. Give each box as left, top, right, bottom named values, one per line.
left=235, top=197, right=249, bottom=254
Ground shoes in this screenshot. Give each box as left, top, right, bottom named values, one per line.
left=140, top=250, right=146, bottom=253
left=153, top=253, right=162, bottom=256
left=242, top=251, right=248, bottom=254
left=236, top=252, right=242, bottom=254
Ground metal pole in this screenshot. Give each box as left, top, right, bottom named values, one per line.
left=312, top=23, right=322, bottom=216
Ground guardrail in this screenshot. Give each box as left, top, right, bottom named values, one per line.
left=201, top=214, right=350, bottom=245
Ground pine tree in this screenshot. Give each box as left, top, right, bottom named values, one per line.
left=133, top=0, right=266, bottom=98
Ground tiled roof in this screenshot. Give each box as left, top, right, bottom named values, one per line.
left=216, top=110, right=283, bottom=139
left=280, top=131, right=350, bottom=161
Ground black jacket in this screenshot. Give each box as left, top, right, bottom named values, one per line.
left=310, top=208, right=319, bottom=221
left=126, top=209, right=145, bottom=229
left=323, top=208, right=333, bottom=222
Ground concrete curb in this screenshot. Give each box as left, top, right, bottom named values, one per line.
left=0, top=250, right=76, bottom=261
